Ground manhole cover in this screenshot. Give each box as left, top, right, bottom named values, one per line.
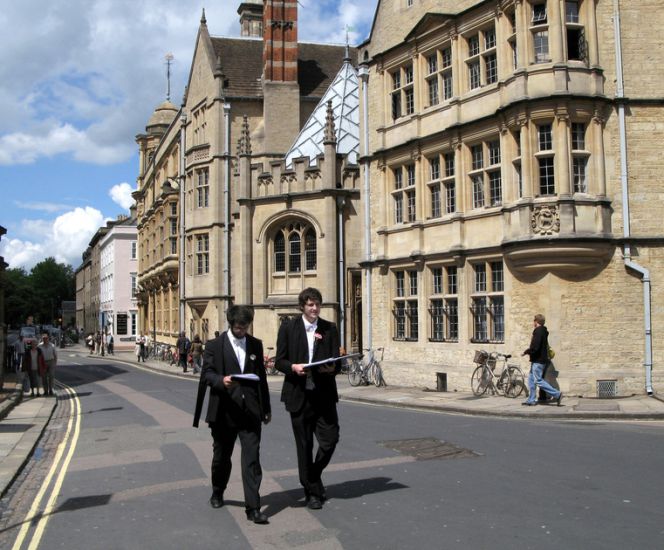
left=378, top=437, right=480, bottom=460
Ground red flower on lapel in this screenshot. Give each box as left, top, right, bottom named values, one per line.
left=314, top=332, right=323, bottom=340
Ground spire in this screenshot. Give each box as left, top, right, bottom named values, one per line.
left=324, top=101, right=336, bottom=144
left=201, top=8, right=207, bottom=25
left=239, top=116, right=252, bottom=156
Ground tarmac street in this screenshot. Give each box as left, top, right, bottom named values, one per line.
left=0, top=346, right=663, bottom=549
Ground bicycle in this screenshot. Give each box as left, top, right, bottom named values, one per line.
left=348, top=347, right=386, bottom=387
left=470, top=350, right=526, bottom=398
left=264, top=347, right=278, bottom=375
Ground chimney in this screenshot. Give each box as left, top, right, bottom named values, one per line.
left=238, top=1, right=264, bottom=38
left=262, top=0, right=300, bottom=154
left=263, top=0, right=298, bottom=82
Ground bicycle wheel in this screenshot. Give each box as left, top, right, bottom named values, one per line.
left=373, top=362, right=385, bottom=387
left=348, top=359, right=363, bottom=386
left=504, top=366, right=525, bottom=398
left=471, top=365, right=491, bottom=396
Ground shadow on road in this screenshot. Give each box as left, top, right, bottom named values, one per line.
left=262, top=476, right=408, bottom=517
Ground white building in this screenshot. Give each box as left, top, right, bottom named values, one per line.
left=99, top=215, right=138, bottom=350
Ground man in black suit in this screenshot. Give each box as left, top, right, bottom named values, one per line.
left=193, top=305, right=271, bottom=524
left=275, top=287, right=341, bottom=510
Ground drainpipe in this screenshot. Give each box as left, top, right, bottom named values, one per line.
left=358, top=62, right=373, bottom=361
left=613, top=0, right=653, bottom=394
left=337, top=196, right=346, bottom=349
left=223, top=102, right=231, bottom=299
left=179, top=111, right=187, bottom=335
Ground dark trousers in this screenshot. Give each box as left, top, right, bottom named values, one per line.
left=290, top=392, right=340, bottom=498
left=210, top=421, right=263, bottom=510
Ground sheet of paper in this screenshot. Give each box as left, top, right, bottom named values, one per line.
left=302, top=353, right=363, bottom=369
left=230, top=373, right=260, bottom=382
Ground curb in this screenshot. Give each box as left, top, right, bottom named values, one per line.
left=339, top=393, right=664, bottom=421
left=0, top=383, right=23, bottom=422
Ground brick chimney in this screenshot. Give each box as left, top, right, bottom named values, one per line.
left=263, top=0, right=298, bottom=82
left=262, top=0, right=300, bottom=154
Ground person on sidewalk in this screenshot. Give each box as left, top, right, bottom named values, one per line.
left=190, top=335, right=204, bottom=374
left=176, top=331, right=191, bottom=373
left=193, top=305, right=271, bottom=525
left=14, top=335, right=25, bottom=373
left=38, top=332, right=57, bottom=397
left=22, top=340, right=45, bottom=397
left=275, top=287, right=341, bottom=510
left=522, top=314, right=562, bottom=407
left=136, top=334, right=146, bottom=362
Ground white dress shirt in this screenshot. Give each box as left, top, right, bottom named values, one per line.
left=227, top=329, right=246, bottom=373
left=302, top=316, right=317, bottom=389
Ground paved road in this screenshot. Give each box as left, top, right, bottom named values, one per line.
left=2, top=355, right=664, bottom=549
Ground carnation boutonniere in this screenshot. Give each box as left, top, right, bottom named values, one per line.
left=314, top=333, right=323, bottom=341
left=249, top=354, right=256, bottom=361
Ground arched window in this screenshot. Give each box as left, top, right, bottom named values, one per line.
left=271, top=222, right=317, bottom=275
left=304, top=228, right=317, bottom=270
left=274, top=232, right=285, bottom=272
left=288, top=232, right=301, bottom=272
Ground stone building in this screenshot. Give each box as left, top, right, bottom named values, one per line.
left=357, top=0, right=663, bottom=396
left=134, top=1, right=362, bottom=351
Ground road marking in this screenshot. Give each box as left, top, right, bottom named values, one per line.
left=11, top=382, right=82, bottom=550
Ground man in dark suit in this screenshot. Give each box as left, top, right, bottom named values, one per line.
left=275, top=287, right=341, bottom=510
left=193, top=305, right=271, bottom=524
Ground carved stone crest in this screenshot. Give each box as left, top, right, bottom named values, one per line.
left=531, top=205, right=560, bottom=235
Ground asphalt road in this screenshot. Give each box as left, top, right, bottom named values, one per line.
left=2, top=355, right=664, bottom=549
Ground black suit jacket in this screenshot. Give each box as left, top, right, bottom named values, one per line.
left=193, top=332, right=270, bottom=428
left=275, top=316, right=340, bottom=413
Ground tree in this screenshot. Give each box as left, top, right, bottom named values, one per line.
left=30, top=258, right=75, bottom=325
left=2, top=259, right=75, bottom=327
left=3, top=268, right=35, bottom=327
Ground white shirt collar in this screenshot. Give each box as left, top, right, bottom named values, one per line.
left=302, top=316, right=318, bottom=332
left=227, top=329, right=246, bottom=346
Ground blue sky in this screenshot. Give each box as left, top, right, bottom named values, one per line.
left=0, top=0, right=378, bottom=271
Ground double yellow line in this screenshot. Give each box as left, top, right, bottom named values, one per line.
left=11, top=381, right=81, bottom=550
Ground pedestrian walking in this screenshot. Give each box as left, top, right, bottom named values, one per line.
left=275, top=287, right=341, bottom=510
left=193, top=305, right=271, bottom=524
left=22, top=340, right=44, bottom=397
left=190, top=334, right=204, bottom=374
left=176, top=331, right=191, bottom=373
left=14, top=335, right=25, bottom=373
left=38, top=332, right=57, bottom=396
left=522, top=314, right=563, bottom=407
left=107, top=333, right=114, bottom=355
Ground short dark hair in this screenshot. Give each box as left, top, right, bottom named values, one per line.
left=534, top=313, right=546, bottom=325
left=227, top=305, right=254, bottom=326
left=298, top=287, right=323, bottom=308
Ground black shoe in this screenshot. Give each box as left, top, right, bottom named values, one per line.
left=307, top=496, right=323, bottom=510
left=556, top=392, right=563, bottom=407
left=246, top=509, right=269, bottom=524
left=209, top=493, right=224, bottom=509
left=522, top=401, right=536, bottom=406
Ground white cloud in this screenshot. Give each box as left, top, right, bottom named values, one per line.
left=14, top=200, right=72, bottom=213
left=109, top=182, right=135, bottom=210
left=0, top=206, right=107, bottom=269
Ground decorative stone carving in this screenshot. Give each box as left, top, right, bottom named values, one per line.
left=531, top=205, right=560, bottom=235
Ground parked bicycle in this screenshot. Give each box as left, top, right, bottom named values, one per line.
left=264, top=347, right=278, bottom=375
left=348, top=347, right=386, bottom=387
left=470, top=350, right=526, bottom=398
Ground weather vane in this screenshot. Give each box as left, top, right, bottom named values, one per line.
left=165, top=53, right=174, bottom=101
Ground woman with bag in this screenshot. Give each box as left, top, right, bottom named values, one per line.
left=190, top=335, right=204, bottom=374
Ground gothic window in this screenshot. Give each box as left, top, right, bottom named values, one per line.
left=272, top=222, right=317, bottom=274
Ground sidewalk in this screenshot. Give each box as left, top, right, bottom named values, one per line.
left=1, top=345, right=664, bottom=498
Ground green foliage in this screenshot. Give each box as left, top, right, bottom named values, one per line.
left=3, top=258, right=75, bottom=327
